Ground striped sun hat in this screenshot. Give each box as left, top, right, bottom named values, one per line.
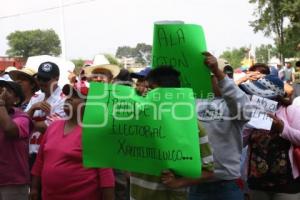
left=239, top=75, right=285, bottom=99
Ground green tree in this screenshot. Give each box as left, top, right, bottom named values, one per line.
left=72, top=59, right=85, bottom=68
left=115, top=43, right=152, bottom=65
left=282, top=26, right=300, bottom=58
left=281, top=1, right=300, bottom=58
left=249, top=0, right=286, bottom=62
left=104, top=54, right=120, bottom=66
left=255, top=44, right=277, bottom=63
left=220, top=47, right=247, bottom=69
left=281, top=0, right=300, bottom=25
left=6, top=29, right=61, bottom=59
left=134, top=43, right=152, bottom=65
left=249, top=0, right=300, bottom=61
left=71, top=59, right=85, bottom=74
left=115, top=46, right=135, bottom=58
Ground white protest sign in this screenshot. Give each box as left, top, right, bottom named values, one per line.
left=248, top=95, right=278, bottom=130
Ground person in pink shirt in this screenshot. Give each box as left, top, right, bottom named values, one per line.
left=240, top=75, right=300, bottom=200
left=0, top=80, right=32, bottom=200
left=30, top=84, right=115, bottom=200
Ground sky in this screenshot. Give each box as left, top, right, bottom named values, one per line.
left=0, top=0, right=274, bottom=60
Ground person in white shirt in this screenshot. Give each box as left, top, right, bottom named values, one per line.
left=25, top=62, right=66, bottom=168
left=283, top=62, right=295, bottom=84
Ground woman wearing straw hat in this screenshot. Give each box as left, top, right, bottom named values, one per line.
left=9, top=67, right=39, bottom=111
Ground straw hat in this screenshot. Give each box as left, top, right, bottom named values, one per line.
left=84, top=64, right=120, bottom=78
left=9, top=67, right=39, bottom=92
left=5, top=66, right=17, bottom=73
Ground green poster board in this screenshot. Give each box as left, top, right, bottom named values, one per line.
left=152, top=23, right=212, bottom=98
left=83, top=83, right=201, bottom=178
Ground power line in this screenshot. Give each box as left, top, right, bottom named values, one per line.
left=0, top=0, right=97, bottom=20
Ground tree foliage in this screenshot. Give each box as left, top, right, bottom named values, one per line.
left=115, top=46, right=134, bottom=58
left=6, top=29, right=61, bottom=58
left=220, top=47, right=247, bottom=69
left=71, top=59, right=85, bottom=74
left=135, top=43, right=152, bottom=65
left=249, top=0, right=300, bottom=61
left=104, top=54, right=120, bottom=66
left=249, top=0, right=285, bottom=61
left=72, top=59, right=85, bottom=68
left=281, top=0, right=300, bottom=58
left=115, top=43, right=152, bottom=65
left=255, top=44, right=277, bottom=63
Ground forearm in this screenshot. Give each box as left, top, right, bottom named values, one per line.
left=235, top=76, right=248, bottom=86
left=163, top=170, right=214, bottom=189
left=213, top=68, right=225, bottom=82
left=176, top=171, right=213, bottom=187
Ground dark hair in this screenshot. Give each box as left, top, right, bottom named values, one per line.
left=223, top=65, right=234, bottom=79
left=275, top=95, right=292, bottom=107
left=0, top=81, right=24, bottom=107
left=113, top=69, right=133, bottom=86
left=249, top=63, right=270, bottom=75
left=146, top=66, right=181, bottom=88
left=296, top=61, right=300, bottom=67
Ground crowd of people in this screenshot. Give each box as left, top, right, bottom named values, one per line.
left=0, top=53, right=300, bottom=200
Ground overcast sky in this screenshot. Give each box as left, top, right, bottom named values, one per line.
left=0, top=0, right=273, bottom=60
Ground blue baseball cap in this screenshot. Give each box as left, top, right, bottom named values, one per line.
left=130, top=67, right=151, bottom=79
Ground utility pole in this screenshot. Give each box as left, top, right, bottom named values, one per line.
left=59, top=0, right=66, bottom=59
left=268, top=48, right=271, bottom=63
left=123, top=57, right=127, bottom=69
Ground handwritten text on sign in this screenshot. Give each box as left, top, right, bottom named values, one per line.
left=83, top=83, right=201, bottom=178
left=152, top=23, right=212, bottom=98
left=248, top=95, right=278, bottom=130
left=152, top=28, right=189, bottom=70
